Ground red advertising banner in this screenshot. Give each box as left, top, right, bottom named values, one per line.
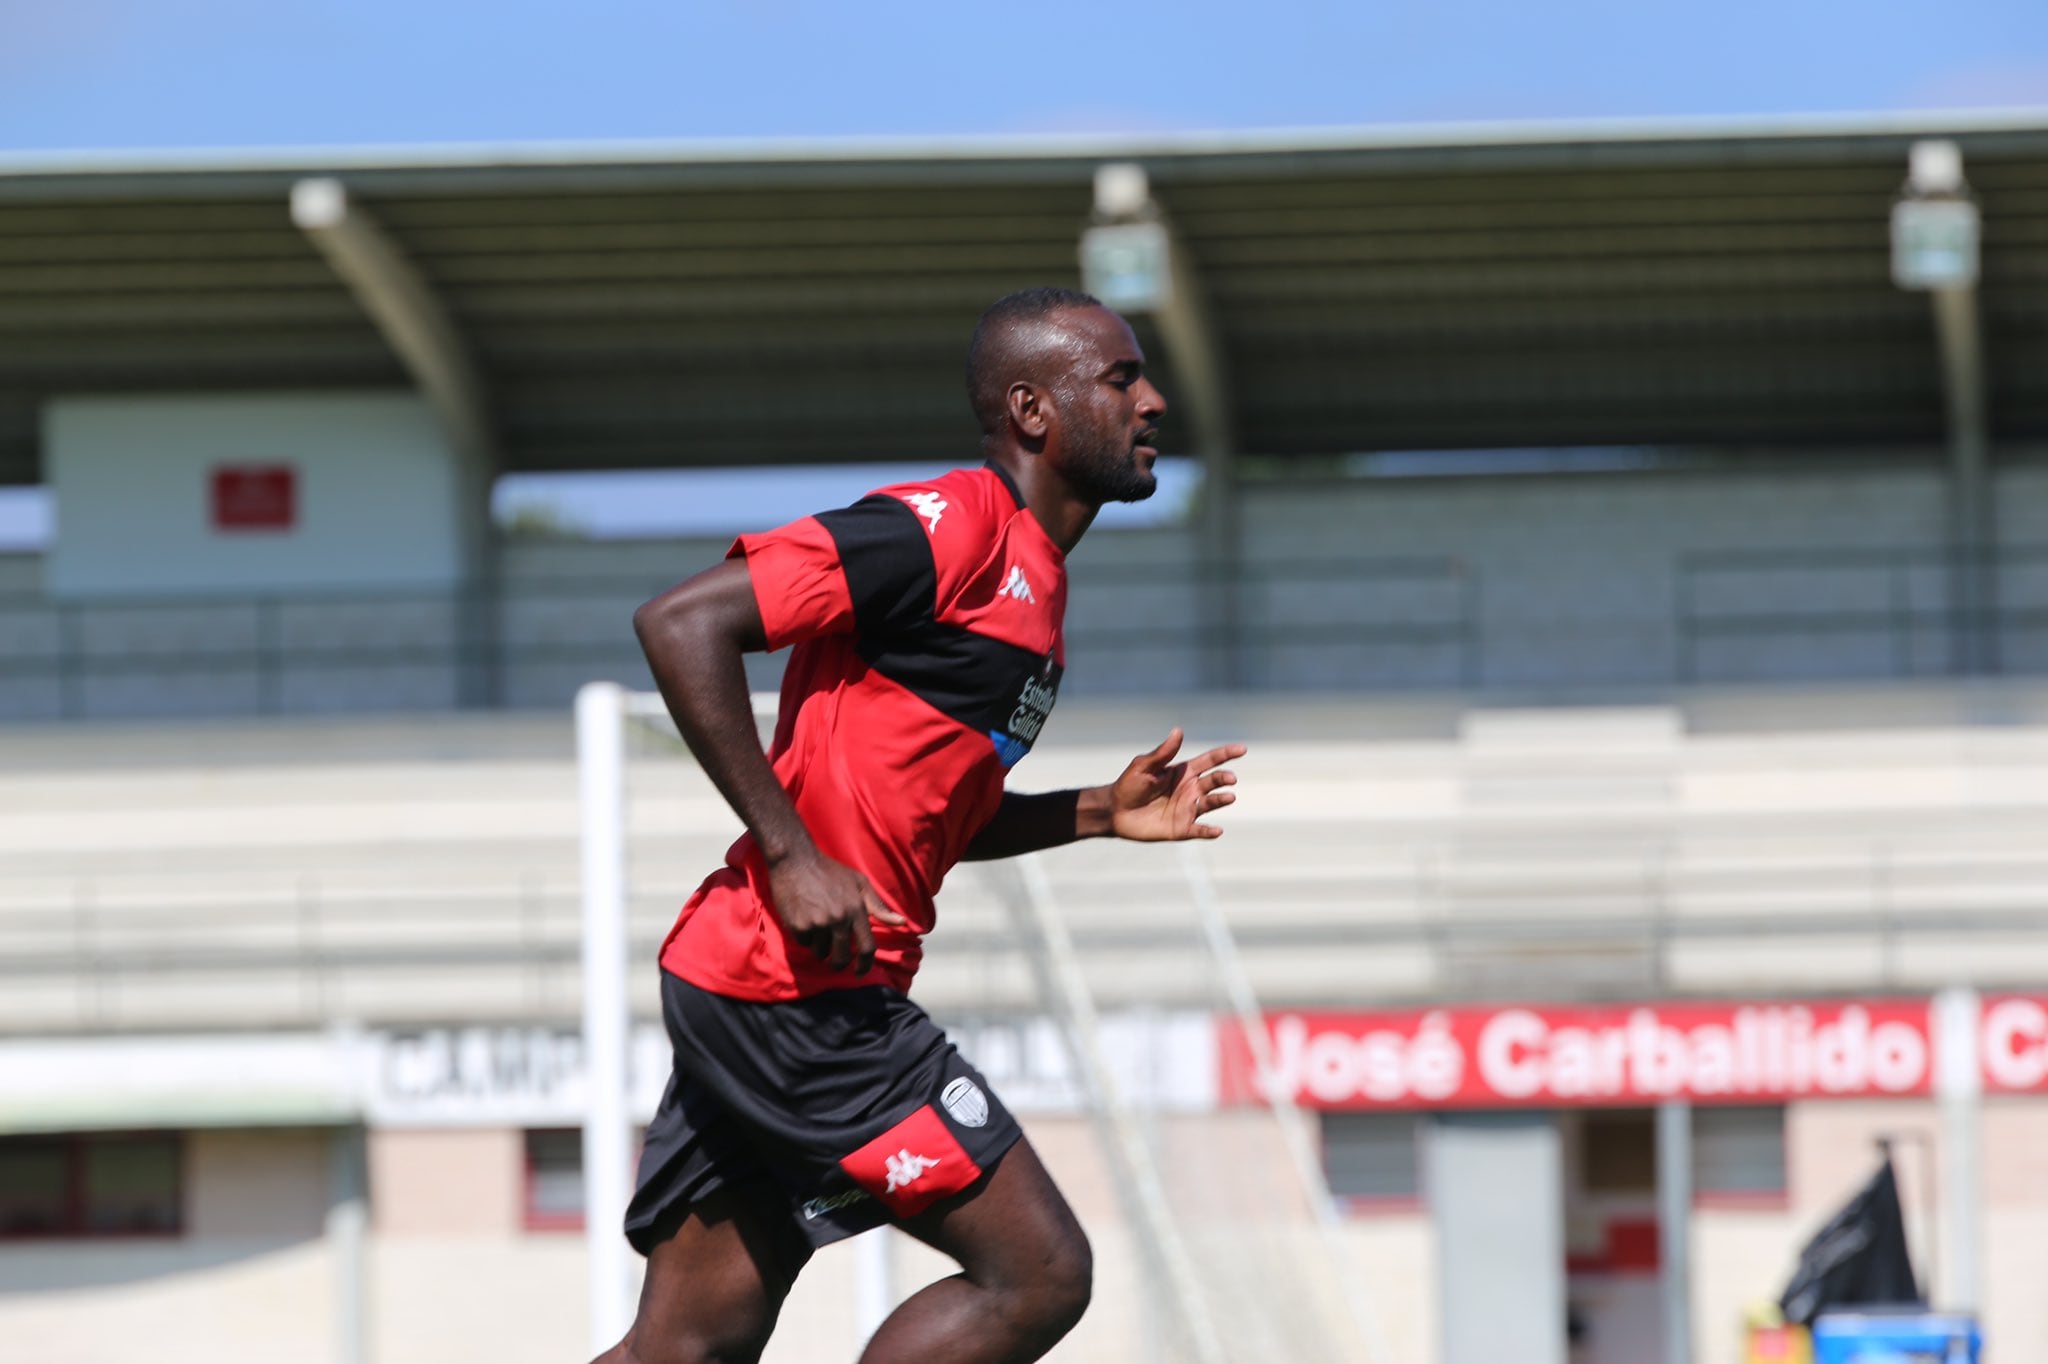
left=1981, top=995, right=2048, bottom=1094
left=1222, top=1000, right=1936, bottom=1110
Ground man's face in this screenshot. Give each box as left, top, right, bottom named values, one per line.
left=1050, top=307, right=1169, bottom=504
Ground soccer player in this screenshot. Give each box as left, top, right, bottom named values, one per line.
left=605, top=287, right=1245, bottom=1364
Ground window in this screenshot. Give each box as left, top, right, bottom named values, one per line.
left=0, top=1133, right=182, bottom=1238
left=1322, top=1113, right=1423, bottom=1207
left=1694, top=1106, right=1787, bottom=1206
left=524, top=1129, right=585, bottom=1232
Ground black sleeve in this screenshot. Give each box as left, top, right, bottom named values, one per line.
left=813, top=495, right=938, bottom=639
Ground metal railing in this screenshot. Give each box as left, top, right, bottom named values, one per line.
left=0, top=556, right=1479, bottom=720
left=1676, top=544, right=2048, bottom=684
left=15, top=542, right=2048, bottom=719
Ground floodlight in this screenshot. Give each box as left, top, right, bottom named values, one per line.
left=1892, top=140, right=1979, bottom=291
left=1081, top=220, right=1174, bottom=312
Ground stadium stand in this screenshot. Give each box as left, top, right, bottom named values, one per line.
left=8, top=690, right=2048, bottom=1036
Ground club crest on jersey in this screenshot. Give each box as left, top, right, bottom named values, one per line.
left=901, top=491, right=947, bottom=534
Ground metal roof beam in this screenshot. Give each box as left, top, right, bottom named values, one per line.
left=291, top=176, right=498, bottom=704
left=290, top=177, right=498, bottom=474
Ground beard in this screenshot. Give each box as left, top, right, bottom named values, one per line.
left=1062, top=406, right=1158, bottom=505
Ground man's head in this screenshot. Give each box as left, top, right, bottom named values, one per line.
left=966, top=287, right=1168, bottom=504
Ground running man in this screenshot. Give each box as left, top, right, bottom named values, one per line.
left=605, top=287, right=1245, bottom=1364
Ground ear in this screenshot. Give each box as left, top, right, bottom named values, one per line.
left=1006, top=381, right=1053, bottom=441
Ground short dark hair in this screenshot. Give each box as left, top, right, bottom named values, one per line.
left=965, top=286, right=1104, bottom=435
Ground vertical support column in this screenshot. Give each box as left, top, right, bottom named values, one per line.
left=327, top=1121, right=369, bottom=1364
left=1931, top=288, right=1994, bottom=674
left=1080, top=163, right=1241, bottom=691
left=1433, top=1111, right=1566, bottom=1364
left=293, top=177, right=503, bottom=705
left=577, top=681, right=636, bottom=1352
left=1657, top=1100, right=1694, bottom=1364
left=1934, top=988, right=1983, bottom=1311
left=1198, top=442, right=1243, bottom=691
left=1890, top=141, right=1993, bottom=675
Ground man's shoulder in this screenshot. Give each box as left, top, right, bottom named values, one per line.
left=861, top=466, right=1013, bottom=545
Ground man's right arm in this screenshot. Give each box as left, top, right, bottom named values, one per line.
left=632, top=560, right=903, bottom=973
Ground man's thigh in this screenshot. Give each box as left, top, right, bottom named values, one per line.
left=628, top=1183, right=810, bottom=1364
left=893, top=1138, right=1089, bottom=1287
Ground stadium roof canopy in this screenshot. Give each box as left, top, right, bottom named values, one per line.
left=4, top=110, right=2048, bottom=488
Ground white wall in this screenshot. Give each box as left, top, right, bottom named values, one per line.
left=1238, top=462, right=1952, bottom=690
left=45, top=392, right=469, bottom=599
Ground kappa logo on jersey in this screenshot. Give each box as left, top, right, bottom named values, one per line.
left=884, top=1149, right=942, bottom=1194
left=901, top=491, right=947, bottom=534
left=1001, top=566, right=1035, bottom=603
left=941, top=1076, right=990, bottom=1128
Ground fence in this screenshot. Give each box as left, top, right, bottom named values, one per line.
left=0, top=557, right=1478, bottom=720
left=15, top=545, right=2048, bottom=720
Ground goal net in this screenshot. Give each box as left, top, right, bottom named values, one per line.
left=577, top=683, right=1387, bottom=1363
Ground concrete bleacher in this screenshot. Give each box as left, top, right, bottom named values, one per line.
left=5, top=685, right=2048, bottom=1036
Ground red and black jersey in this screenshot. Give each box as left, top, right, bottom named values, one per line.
left=660, top=462, right=1067, bottom=1001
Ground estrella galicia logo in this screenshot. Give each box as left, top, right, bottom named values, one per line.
left=990, top=653, right=1060, bottom=767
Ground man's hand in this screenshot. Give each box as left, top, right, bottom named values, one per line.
left=766, top=847, right=910, bottom=974
left=1106, top=729, right=1246, bottom=842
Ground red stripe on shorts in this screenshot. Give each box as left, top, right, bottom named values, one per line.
left=839, top=1105, right=981, bottom=1218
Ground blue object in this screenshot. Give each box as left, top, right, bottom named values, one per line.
left=1811, top=1311, right=1981, bottom=1364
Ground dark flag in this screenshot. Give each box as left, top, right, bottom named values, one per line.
left=1779, top=1155, right=1923, bottom=1327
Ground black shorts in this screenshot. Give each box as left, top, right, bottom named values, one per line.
left=624, top=970, right=1023, bottom=1262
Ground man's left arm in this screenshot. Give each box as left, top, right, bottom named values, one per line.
left=961, top=729, right=1245, bottom=861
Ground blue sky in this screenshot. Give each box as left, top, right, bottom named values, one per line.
left=3, top=0, right=2044, bottom=549
left=3, top=0, right=2046, bottom=153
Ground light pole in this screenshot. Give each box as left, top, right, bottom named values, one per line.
left=1891, top=141, right=1993, bottom=675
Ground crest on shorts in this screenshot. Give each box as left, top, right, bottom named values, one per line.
left=941, top=1076, right=989, bottom=1128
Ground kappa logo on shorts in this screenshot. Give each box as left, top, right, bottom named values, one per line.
left=840, top=1103, right=981, bottom=1217
left=883, top=1149, right=942, bottom=1194
left=941, top=1076, right=990, bottom=1128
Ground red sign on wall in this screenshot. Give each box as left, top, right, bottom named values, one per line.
left=1981, top=996, right=2048, bottom=1094
left=1220, top=1000, right=1937, bottom=1110
left=211, top=464, right=296, bottom=531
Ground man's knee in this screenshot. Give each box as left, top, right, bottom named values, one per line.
left=1009, top=1222, right=1093, bottom=1341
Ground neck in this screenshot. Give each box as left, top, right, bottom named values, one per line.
left=983, top=442, right=1097, bottom=554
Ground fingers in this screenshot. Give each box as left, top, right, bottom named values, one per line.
left=810, top=886, right=907, bottom=974
left=848, top=910, right=875, bottom=974
left=862, top=883, right=909, bottom=929
left=1184, top=741, right=1248, bottom=777
left=1136, top=728, right=1184, bottom=769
